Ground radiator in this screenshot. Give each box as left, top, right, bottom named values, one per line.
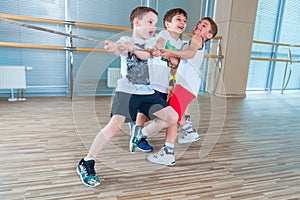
left=0, top=66, right=31, bottom=101
left=107, top=68, right=121, bottom=88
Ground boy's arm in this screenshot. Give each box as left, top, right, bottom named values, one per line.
left=154, top=37, right=166, bottom=49
left=105, top=40, right=151, bottom=60
left=132, top=46, right=152, bottom=60
left=161, top=35, right=203, bottom=60
left=150, top=37, right=165, bottom=57
left=104, top=40, right=124, bottom=56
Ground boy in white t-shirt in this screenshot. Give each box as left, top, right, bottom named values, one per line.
left=150, top=8, right=187, bottom=101
left=141, top=8, right=190, bottom=165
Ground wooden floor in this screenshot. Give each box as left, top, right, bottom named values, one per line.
left=0, top=91, right=300, bottom=200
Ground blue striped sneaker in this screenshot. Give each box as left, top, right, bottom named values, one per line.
left=137, top=138, right=153, bottom=152
left=77, top=158, right=100, bottom=187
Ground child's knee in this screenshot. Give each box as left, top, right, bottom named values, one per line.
left=168, top=108, right=178, bottom=125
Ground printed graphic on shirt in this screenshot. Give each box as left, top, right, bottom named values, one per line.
left=126, top=43, right=150, bottom=85
left=161, top=40, right=180, bottom=65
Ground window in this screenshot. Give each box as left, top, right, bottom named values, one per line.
left=248, top=0, right=300, bottom=91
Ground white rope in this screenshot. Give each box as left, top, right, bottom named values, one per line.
left=0, top=17, right=105, bottom=45
left=0, top=17, right=151, bottom=53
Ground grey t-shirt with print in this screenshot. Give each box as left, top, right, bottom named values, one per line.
left=116, top=36, right=155, bottom=95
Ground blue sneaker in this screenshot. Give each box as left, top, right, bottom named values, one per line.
left=130, top=125, right=143, bottom=153
left=77, top=158, right=101, bottom=187
left=137, top=138, right=153, bottom=152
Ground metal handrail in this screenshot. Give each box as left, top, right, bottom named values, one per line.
left=251, top=40, right=300, bottom=93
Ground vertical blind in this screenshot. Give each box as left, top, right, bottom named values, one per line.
left=247, top=0, right=300, bottom=91
left=0, top=0, right=67, bottom=95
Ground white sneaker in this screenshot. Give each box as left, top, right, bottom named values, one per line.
left=147, top=147, right=176, bottom=166
left=178, top=129, right=200, bottom=144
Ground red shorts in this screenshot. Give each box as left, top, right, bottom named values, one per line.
left=169, top=84, right=195, bottom=122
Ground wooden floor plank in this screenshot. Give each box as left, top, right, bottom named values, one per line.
left=0, top=92, right=299, bottom=200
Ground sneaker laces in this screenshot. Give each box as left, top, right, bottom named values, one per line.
left=153, top=147, right=165, bottom=158
left=181, top=129, right=195, bottom=139
left=186, top=129, right=196, bottom=134
left=83, top=160, right=96, bottom=176
left=139, top=137, right=148, bottom=145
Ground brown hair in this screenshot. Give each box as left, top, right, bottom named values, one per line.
left=163, top=8, right=187, bottom=29
left=130, top=6, right=158, bottom=29
left=201, top=17, right=218, bottom=39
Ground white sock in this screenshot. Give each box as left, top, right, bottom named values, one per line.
left=84, top=157, right=95, bottom=161
left=164, top=142, right=174, bottom=153
left=182, top=124, right=193, bottom=132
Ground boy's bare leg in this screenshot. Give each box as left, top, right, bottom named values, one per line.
left=184, top=104, right=192, bottom=124
left=87, top=115, right=125, bottom=158
left=179, top=117, right=187, bottom=127
left=143, top=106, right=178, bottom=134
left=165, top=124, right=177, bottom=144
left=77, top=114, right=125, bottom=187
left=135, top=112, right=149, bottom=126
